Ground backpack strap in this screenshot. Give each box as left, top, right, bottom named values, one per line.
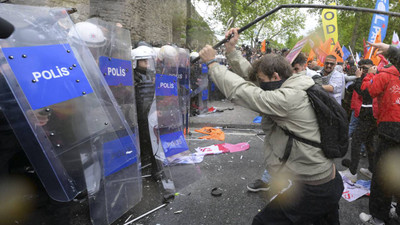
left=282, top=128, right=321, bottom=148
left=277, top=127, right=322, bottom=171
left=278, top=134, right=293, bottom=171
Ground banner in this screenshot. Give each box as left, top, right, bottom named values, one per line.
left=321, top=38, right=333, bottom=54
left=261, top=40, right=266, bottom=53
left=365, top=28, right=382, bottom=65
left=285, top=37, right=309, bottom=64
left=342, top=46, right=351, bottom=61
left=330, top=41, right=344, bottom=63
left=321, top=2, right=338, bottom=51
left=392, top=31, right=400, bottom=48
left=367, top=0, right=389, bottom=44
left=307, top=49, right=316, bottom=62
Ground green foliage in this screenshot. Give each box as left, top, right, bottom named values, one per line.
left=199, top=0, right=307, bottom=47
left=197, top=0, right=400, bottom=53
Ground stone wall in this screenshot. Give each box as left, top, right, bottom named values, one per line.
left=7, top=0, right=215, bottom=48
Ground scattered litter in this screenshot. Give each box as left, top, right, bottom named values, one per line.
left=174, top=210, right=183, bottom=214
left=253, top=116, right=262, bottom=123
left=240, top=155, right=243, bottom=159
left=163, top=193, right=175, bottom=203
left=241, top=177, right=246, bottom=180
left=194, top=142, right=250, bottom=156
left=211, top=187, right=223, bottom=197
left=341, top=174, right=370, bottom=202
left=194, top=127, right=225, bottom=141
left=228, top=160, right=233, bottom=163
left=124, top=215, right=133, bottom=222
left=123, top=204, right=167, bottom=225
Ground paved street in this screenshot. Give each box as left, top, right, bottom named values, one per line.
left=113, top=100, right=371, bottom=225
left=21, top=100, right=371, bottom=225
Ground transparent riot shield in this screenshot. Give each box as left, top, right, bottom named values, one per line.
left=148, top=45, right=200, bottom=192
left=131, top=44, right=158, bottom=178
left=190, top=62, right=209, bottom=114
left=73, top=18, right=142, bottom=224
left=177, top=48, right=191, bottom=134
left=0, top=4, right=140, bottom=225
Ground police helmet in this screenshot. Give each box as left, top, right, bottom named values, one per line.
left=131, top=45, right=156, bottom=69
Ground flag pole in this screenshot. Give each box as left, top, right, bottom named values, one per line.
left=348, top=46, right=358, bottom=67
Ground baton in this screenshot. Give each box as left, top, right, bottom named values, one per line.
left=191, top=4, right=400, bottom=64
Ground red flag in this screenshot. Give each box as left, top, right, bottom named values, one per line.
left=363, top=38, right=367, bottom=58
left=377, top=54, right=388, bottom=70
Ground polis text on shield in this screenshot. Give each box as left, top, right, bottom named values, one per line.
left=107, top=66, right=126, bottom=77
left=32, top=66, right=70, bottom=82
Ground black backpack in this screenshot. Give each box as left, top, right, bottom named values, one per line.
left=279, top=84, right=349, bottom=165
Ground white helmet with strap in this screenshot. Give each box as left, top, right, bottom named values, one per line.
left=131, top=45, right=156, bottom=69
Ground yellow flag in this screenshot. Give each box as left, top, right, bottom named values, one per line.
left=321, top=2, right=338, bottom=51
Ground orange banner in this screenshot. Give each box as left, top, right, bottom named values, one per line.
left=330, top=41, right=344, bottom=62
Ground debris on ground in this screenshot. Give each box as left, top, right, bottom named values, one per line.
left=194, top=127, right=225, bottom=141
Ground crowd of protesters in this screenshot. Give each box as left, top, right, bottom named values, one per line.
left=199, top=27, right=400, bottom=225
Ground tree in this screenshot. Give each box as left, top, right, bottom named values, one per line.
left=197, top=0, right=307, bottom=48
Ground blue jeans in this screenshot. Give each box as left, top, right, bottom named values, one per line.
left=349, top=111, right=359, bottom=137
left=349, top=111, right=366, bottom=153
left=261, top=169, right=271, bottom=183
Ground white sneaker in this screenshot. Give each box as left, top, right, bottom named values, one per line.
left=390, top=202, right=398, bottom=219
left=339, top=168, right=358, bottom=183
left=360, top=168, right=373, bottom=179
left=359, top=212, right=385, bottom=224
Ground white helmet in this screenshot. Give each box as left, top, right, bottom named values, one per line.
left=157, top=45, right=178, bottom=62
left=189, top=52, right=199, bottom=61
left=68, top=22, right=106, bottom=47
left=131, top=45, right=156, bottom=69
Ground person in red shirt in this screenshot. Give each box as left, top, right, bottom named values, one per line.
left=359, top=42, right=400, bottom=225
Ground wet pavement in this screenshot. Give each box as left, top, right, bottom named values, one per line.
left=10, top=100, right=371, bottom=225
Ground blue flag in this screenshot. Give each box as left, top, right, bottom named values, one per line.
left=342, top=46, right=351, bottom=61
left=367, top=0, right=389, bottom=43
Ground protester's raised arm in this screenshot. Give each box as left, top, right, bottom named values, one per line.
left=225, top=28, right=239, bottom=54
left=367, top=42, right=389, bottom=55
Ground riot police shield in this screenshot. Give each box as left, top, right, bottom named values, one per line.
left=177, top=48, right=190, bottom=134
left=0, top=4, right=140, bottom=225
left=131, top=44, right=158, bottom=178
left=148, top=45, right=200, bottom=192
left=190, top=61, right=209, bottom=115
left=70, top=18, right=142, bottom=224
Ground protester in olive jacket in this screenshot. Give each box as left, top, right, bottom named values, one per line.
left=199, top=28, right=343, bottom=225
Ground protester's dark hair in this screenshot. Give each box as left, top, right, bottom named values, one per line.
left=291, top=53, right=307, bottom=67
left=326, top=55, right=337, bottom=61
left=358, top=59, right=373, bottom=66
left=249, top=54, right=293, bottom=81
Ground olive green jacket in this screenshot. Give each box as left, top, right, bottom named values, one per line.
left=208, top=50, right=334, bottom=182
